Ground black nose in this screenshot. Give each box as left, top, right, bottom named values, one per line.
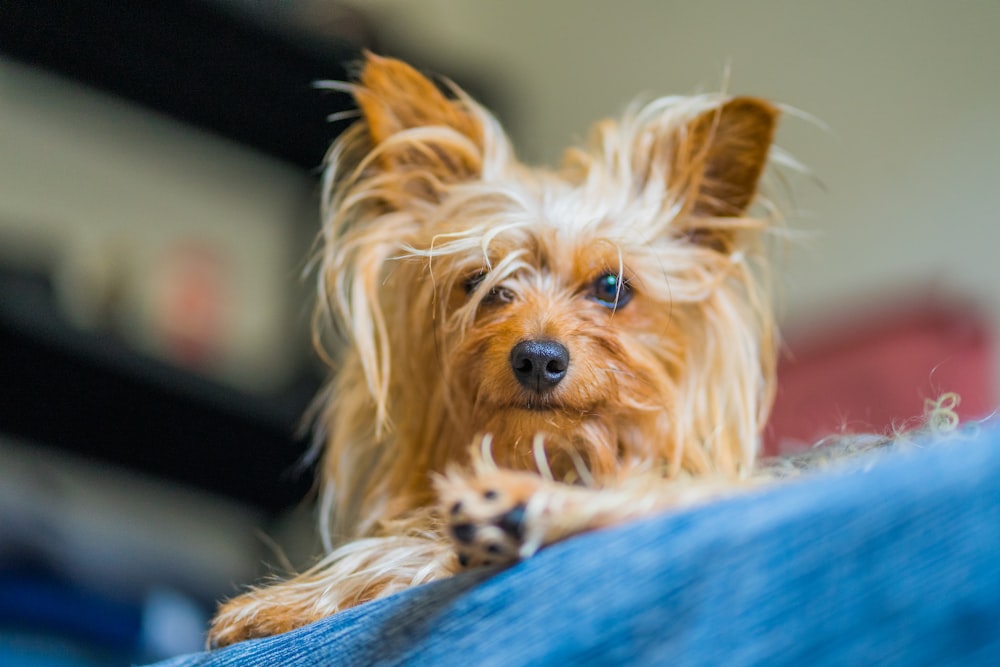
left=510, top=339, right=570, bottom=391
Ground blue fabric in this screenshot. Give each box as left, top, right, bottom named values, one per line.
left=153, top=425, right=1000, bottom=666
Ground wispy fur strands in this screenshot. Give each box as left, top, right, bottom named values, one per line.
left=312, top=55, right=779, bottom=545
left=210, top=53, right=782, bottom=647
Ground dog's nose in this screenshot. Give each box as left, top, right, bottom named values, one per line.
left=509, top=339, right=570, bottom=391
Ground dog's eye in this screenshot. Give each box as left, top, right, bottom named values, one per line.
left=591, top=272, right=632, bottom=309
left=483, top=287, right=514, bottom=304
left=464, top=271, right=514, bottom=304
left=464, top=271, right=487, bottom=295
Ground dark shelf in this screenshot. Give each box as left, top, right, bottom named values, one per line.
left=1, top=0, right=361, bottom=170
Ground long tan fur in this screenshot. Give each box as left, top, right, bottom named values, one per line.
left=209, top=53, right=782, bottom=647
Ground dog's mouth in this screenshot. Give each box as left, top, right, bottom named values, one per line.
left=512, top=401, right=561, bottom=413
left=496, top=389, right=563, bottom=413
left=495, top=402, right=559, bottom=414
left=500, top=392, right=595, bottom=414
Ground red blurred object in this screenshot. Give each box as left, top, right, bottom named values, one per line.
left=152, top=242, right=230, bottom=371
left=765, top=297, right=996, bottom=455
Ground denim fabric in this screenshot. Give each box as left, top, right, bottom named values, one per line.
left=153, top=425, right=1000, bottom=666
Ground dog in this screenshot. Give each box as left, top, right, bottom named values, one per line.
left=208, top=51, right=785, bottom=647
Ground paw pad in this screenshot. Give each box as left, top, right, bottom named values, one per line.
left=442, top=482, right=535, bottom=569
left=497, top=503, right=526, bottom=539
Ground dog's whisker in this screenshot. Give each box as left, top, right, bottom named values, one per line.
left=598, top=366, right=638, bottom=378
left=565, top=447, right=597, bottom=488
left=532, top=434, right=554, bottom=481
left=326, top=109, right=363, bottom=123
left=480, top=433, right=497, bottom=469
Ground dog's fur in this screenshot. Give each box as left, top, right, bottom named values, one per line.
left=209, top=52, right=786, bottom=646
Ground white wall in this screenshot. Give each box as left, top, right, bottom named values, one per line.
left=347, top=0, right=1000, bottom=330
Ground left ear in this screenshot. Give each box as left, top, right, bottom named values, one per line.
left=353, top=52, right=485, bottom=185
left=671, top=97, right=779, bottom=221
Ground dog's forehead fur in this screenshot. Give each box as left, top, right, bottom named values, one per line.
left=432, top=182, right=635, bottom=280
left=418, top=170, right=728, bottom=315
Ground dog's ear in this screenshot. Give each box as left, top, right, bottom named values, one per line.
left=672, top=97, right=778, bottom=217
left=670, top=98, right=778, bottom=248
left=353, top=52, right=484, bottom=183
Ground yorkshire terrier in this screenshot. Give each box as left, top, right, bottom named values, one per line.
left=209, top=52, right=785, bottom=646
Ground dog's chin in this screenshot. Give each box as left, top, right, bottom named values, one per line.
left=470, top=402, right=618, bottom=477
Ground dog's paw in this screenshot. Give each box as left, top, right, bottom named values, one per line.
left=436, top=468, right=546, bottom=569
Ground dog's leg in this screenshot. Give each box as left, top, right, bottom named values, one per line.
left=437, top=467, right=750, bottom=568
left=208, top=533, right=456, bottom=647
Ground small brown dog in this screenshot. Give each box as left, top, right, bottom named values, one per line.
left=209, top=52, right=783, bottom=646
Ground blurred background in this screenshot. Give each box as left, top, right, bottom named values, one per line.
left=1, top=1, right=997, bottom=664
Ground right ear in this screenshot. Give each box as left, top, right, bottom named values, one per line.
left=670, top=97, right=779, bottom=220
left=668, top=97, right=779, bottom=250
left=352, top=52, right=486, bottom=185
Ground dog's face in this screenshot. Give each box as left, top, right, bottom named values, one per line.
left=316, top=54, right=779, bottom=537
